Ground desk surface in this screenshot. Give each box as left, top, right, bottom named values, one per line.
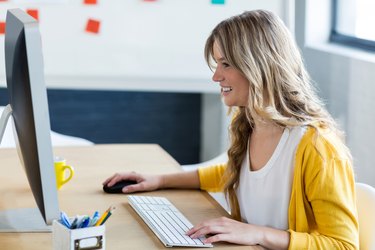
left=0, top=144, right=263, bottom=249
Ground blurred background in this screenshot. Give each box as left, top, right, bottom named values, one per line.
left=0, top=0, right=374, bottom=187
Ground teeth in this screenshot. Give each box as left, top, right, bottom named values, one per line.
left=222, top=87, right=232, bottom=92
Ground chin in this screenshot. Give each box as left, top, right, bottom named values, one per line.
left=222, top=99, right=235, bottom=107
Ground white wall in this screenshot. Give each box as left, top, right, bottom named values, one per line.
left=0, top=0, right=284, bottom=93
left=295, top=0, right=375, bottom=186
left=0, top=0, right=289, bottom=162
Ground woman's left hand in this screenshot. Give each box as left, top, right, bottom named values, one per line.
left=186, top=217, right=262, bottom=245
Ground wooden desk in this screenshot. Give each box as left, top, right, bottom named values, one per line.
left=0, top=144, right=262, bottom=249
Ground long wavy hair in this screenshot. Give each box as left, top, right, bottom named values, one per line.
left=204, top=10, right=350, bottom=220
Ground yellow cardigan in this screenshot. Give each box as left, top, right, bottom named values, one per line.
left=198, top=126, right=359, bottom=249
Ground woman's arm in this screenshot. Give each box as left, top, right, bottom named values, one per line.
left=160, top=170, right=200, bottom=189
left=103, top=163, right=227, bottom=193
left=186, top=217, right=289, bottom=250
left=102, top=170, right=200, bottom=193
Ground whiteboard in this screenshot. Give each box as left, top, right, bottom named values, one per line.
left=0, top=0, right=284, bottom=92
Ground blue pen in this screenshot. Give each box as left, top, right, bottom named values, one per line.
left=75, top=215, right=86, bottom=229
left=80, top=216, right=90, bottom=228
left=75, top=216, right=84, bottom=228
left=60, top=211, right=71, bottom=229
left=89, top=211, right=100, bottom=227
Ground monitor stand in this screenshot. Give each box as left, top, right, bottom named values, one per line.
left=0, top=208, right=51, bottom=232
left=0, top=104, right=12, bottom=144
left=0, top=104, right=51, bottom=232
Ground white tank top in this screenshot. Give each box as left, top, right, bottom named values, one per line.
left=236, top=126, right=306, bottom=230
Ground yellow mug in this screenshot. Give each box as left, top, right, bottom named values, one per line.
left=54, top=156, right=75, bottom=190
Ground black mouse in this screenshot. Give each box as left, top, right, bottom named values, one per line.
left=103, top=180, right=137, bottom=193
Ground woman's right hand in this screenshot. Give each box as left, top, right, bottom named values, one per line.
left=102, top=172, right=164, bottom=193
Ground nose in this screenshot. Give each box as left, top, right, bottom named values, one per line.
left=212, top=68, right=223, bottom=83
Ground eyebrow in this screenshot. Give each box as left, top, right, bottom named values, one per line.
left=213, top=57, right=226, bottom=63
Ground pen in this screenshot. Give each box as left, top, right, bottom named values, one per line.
left=70, top=217, right=79, bottom=229
left=95, top=205, right=114, bottom=226
left=80, top=216, right=90, bottom=228
left=60, top=211, right=71, bottom=228
left=89, top=211, right=100, bottom=227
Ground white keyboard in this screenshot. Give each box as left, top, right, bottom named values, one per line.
left=128, top=195, right=213, bottom=248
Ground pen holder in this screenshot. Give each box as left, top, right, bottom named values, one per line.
left=52, top=220, right=106, bottom=250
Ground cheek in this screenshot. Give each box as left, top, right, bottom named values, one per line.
left=240, top=85, right=250, bottom=105
left=241, top=90, right=250, bottom=105
left=241, top=82, right=249, bottom=93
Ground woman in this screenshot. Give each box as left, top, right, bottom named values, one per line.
left=104, top=10, right=359, bottom=249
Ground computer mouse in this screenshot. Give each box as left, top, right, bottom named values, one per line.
left=103, top=180, right=137, bottom=194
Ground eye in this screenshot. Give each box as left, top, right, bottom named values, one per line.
left=222, top=62, right=230, bottom=68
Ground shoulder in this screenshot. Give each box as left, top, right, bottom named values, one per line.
left=296, top=124, right=350, bottom=162
left=294, top=125, right=355, bottom=194
left=294, top=124, right=353, bottom=182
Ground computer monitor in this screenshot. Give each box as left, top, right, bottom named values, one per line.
left=0, top=8, right=59, bottom=232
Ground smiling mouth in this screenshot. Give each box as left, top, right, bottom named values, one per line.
left=222, top=87, right=233, bottom=93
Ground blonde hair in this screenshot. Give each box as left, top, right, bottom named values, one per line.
left=204, top=10, right=349, bottom=220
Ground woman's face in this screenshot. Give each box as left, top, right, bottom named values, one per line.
left=212, top=42, right=250, bottom=107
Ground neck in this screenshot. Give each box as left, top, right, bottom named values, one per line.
left=252, top=119, right=283, bottom=135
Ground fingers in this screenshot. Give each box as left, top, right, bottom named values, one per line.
left=103, top=172, right=140, bottom=187
left=122, top=183, right=144, bottom=193
left=105, top=174, right=124, bottom=187
left=186, top=217, right=231, bottom=242
left=187, top=217, right=229, bottom=234
left=102, top=173, right=118, bottom=186
left=204, top=233, right=230, bottom=244
left=187, top=225, right=223, bottom=239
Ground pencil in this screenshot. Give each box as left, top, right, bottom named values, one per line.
left=95, top=205, right=114, bottom=226
left=100, top=208, right=115, bottom=225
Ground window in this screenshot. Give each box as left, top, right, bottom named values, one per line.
left=330, top=0, right=375, bottom=52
